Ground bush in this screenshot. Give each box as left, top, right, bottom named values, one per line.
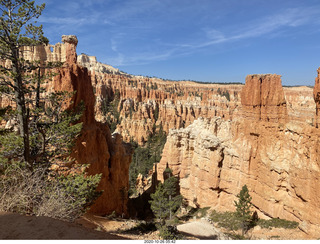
left=0, top=162, right=101, bottom=222
left=158, top=225, right=183, bottom=240
left=210, top=210, right=242, bottom=231
left=257, top=218, right=298, bottom=229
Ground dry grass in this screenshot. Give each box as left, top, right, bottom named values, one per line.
left=0, top=165, right=84, bottom=221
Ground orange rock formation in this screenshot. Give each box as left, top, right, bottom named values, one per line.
left=0, top=36, right=132, bottom=215
left=81, top=54, right=315, bottom=145
left=52, top=36, right=132, bottom=215
left=157, top=73, right=320, bottom=238
left=241, top=74, right=288, bottom=122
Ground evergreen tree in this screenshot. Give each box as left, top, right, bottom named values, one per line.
left=150, top=182, right=168, bottom=224
left=0, top=1, right=102, bottom=220
left=150, top=175, right=182, bottom=225
left=0, top=0, right=48, bottom=167
left=234, top=185, right=253, bottom=235
left=163, top=176, right=182, bottom=221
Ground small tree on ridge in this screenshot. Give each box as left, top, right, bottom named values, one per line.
left=234, top=184, right=253, bottom=235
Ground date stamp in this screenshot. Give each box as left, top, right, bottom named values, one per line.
left=144, top=240, right=176, bottom=243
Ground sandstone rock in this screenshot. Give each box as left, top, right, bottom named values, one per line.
left=77, top=54, right=121, bottom=74
left=241, top=74, right=288, bottom=123
left=284, top=86, right=315, bottom=125
left=157, top=116, right=320, bottom=237
left=62, top=35, right=78, bottom=64
left=87, top=67, right=243, bottom=144
left=5, top=35, right=133, bottom=216
left=50, top=36, right=132, bottom=215
left=81, top=55, right=316, bottom=147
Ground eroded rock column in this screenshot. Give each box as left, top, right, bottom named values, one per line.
left=241, top=74, right=288, bottom=123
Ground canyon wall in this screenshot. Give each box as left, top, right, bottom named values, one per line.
left=50, top=39, right=318, bottom=236
left=1, top=35, right=318, bottom=230
left=3, top=36, right=132, bottom=216
left=157, top=74, right=320, bottom=237
left=79, top=54, right=315, bottom=145
left=51, top=36, right=132, bottom=215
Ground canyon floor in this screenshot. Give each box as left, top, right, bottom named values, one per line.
left=0, top=211, right=312, bottom=240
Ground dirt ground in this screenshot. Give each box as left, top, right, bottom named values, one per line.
left=0, top=211, right=126, bottom=240
left=0, top=211, right=315, bottom=240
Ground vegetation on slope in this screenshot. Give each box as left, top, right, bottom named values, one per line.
left=0, top=0, right=102, bottom=222
left=209, top=185, right=299, bottom=240
left=129, top=126, right=167, bottom=196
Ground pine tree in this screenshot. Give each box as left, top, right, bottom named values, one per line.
left=150, top=175, right=182, bottom=225
left=0, top=0, right=48, bottom=167
left=234, top=184, right=253, bottom=235
left=0, top=1, right=102, bottom=220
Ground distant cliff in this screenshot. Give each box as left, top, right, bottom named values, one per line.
left=156, top=74, right=320, bottom=238
left=78, top=54, right=315, bottom=145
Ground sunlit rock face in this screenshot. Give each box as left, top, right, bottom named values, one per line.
left=4, top=35, right=133, bottom=216
left=81, top=55, right=315, bottom=145
left=241, top=74, right=288, bottom=123
left=156, top=73, right=320, bottom=238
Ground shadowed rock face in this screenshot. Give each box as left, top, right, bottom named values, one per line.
left=51, top=36, right=132, bottom=215
left=241, top=74, right=288, bottom=123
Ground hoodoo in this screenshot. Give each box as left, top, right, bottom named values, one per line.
left=18, top=35, right=133, bottom=215
left=156, top=73, right=320, bottom=238
left=241, top=74, right=288, bottom=123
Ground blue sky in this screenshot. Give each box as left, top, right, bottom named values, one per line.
left=35, top=0, right=320, bottom=86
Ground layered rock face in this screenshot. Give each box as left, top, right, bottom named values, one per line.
left=241, top=74, right=288, bottom=122
left=77, top=54, right=122, bottom=75
left=89, top=68, right=242, bottom=144
left=157, top=74, right=320, bottom=237
left=81, top=56, right=315, bottom=145
left=14, top=36, right=132, bottom=215
left=284, top=86, right=315, bottom=125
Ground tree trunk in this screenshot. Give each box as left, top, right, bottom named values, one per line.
left=12, top=48, right=31, bottom=168
left=169, top=194, right=172, bottom=220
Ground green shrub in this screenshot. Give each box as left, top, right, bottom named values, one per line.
left=158, top=225, right=183, bottom=240
left=257, top=218, right=298, bottom=229
left=227, top=233, right=247, bottom=240
left=210, top=210, right=242, bottom=231
left=129, top=126, right=167, bottom=195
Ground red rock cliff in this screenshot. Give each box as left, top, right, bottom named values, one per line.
left=39, top=36, right=132, bottom=215
left=241, top=74, right=288, bottom=123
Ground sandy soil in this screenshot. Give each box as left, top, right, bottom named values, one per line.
left=177, top=219, right=229, bottom=240
left=0, top=212, right=127, bottom=240
left=0, top=211, right=312, bottom=240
